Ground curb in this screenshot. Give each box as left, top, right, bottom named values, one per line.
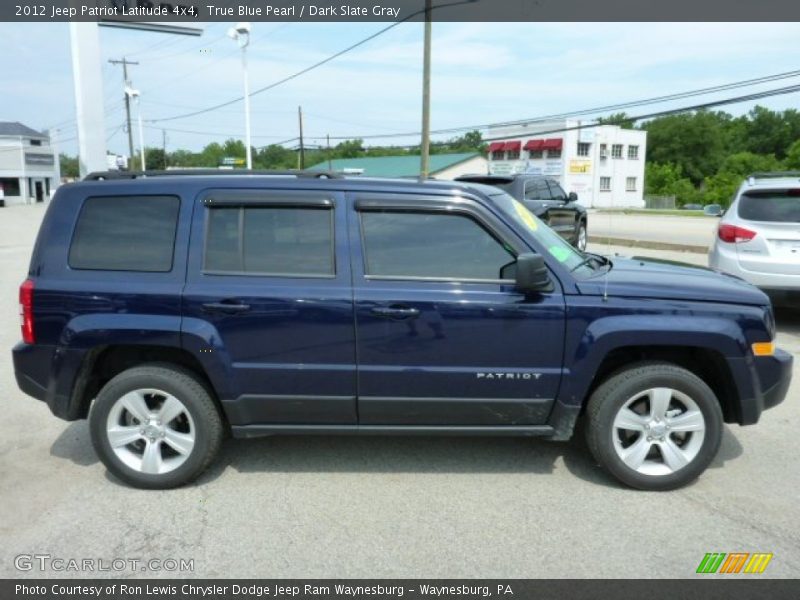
left=588, top=235, right=708, bottom=255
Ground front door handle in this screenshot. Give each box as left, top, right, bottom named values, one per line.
left=202, top=301, right=251, bottom=314
left=371, top=305, right=420, bottom=320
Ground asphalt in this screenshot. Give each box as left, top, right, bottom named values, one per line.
left=0, top=204, right=797, bottom=579
left=588, top=212, right=719, bottom=253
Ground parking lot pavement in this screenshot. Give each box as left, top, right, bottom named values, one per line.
left=0, top=204, right=798, bottom=579
left=589, top=212, right=718, bottom=250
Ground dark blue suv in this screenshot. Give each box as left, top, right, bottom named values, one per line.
left=12, top=171, right=792, bottom=490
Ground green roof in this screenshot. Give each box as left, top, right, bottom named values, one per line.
left=308, top=152, right=480, bottom=178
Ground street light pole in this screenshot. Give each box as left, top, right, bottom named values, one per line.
left=419, top=0, right=432, bottom=179
left=126, top=86, right=146, bottom=171
left=229, top=22, right=253, bottom=170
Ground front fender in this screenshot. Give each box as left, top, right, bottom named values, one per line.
left=559, top=313, right=749, bottom=408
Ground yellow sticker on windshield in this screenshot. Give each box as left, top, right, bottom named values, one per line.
left=513, top=200, right=538, bottom=231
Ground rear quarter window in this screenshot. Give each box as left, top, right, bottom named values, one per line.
left=68, top=195, right=180, bottom=272
left=738, top=191, right=800, bottom=223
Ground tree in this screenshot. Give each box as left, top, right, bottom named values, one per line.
left=641, top=111, right=729, bottom=185
left=742, top=106, right=800, bottom=159
left=784, top=139, right=800, bottom=170
left=644, top=162, right=699, bottom=206
left=59, top=154, right=79, bottom=179
left=598, top=112, right=636, bottom=128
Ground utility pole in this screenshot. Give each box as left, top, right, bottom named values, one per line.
left=109, top=58, right=139, bottom=165
left=162, top=129, right=168, bottom=169
left=298, top=106, right=306, bottom=170
left=419, top=0, right=432, bottom=179
left=327, top=134, right=332, bottom=171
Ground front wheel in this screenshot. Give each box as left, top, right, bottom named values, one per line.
left=89, top=364, right=224, bottom=489
left=575, top=222, right=587, bottom=252
left=585, top=362, right=723, bottom=491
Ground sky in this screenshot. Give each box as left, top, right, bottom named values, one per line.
left=1, top=21, right=800, bottom=157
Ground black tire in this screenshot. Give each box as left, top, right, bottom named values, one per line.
left=585, top=362, right=723, bottom=491
left=89, top=364, right=224, bottom=489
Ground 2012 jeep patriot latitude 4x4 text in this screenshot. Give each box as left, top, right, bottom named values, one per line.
left=12, top=171, right=792, bottom=490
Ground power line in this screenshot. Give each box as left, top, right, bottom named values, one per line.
left=317, top=76, right=800, bottom=141
left=147, top=0, right=475, bottom=123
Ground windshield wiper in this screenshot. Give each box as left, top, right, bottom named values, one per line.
left=570, top=253, right=610, bottom=273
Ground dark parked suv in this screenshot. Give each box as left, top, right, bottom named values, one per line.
left=456, top=174, right=588, bottom=251
left=13, top=171, right=791, bottom=490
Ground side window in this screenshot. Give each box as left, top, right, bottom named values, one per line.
left=548, top=182, right=567, bottom=201
left=525, top=180, right=550, bottom=201
left=361, top=211, right=515, bottom=281
left=205, top=206, right=334, bottom=276
left=69, top=195, right=180, bottom=272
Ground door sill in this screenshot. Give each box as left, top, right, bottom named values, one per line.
left=231, top=424, right=555, bottom=439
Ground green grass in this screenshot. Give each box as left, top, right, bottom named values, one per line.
left=594, top=208, right=712, bottom=217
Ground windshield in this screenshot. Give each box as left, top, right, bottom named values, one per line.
left=739, top=191, right=800, bottom=223
left=489, top=191, right=598, bottom=276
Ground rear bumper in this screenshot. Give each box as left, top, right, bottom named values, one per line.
left=710, top=244, right=800, bottom=290
left=12, top=342, right=86, bottom=421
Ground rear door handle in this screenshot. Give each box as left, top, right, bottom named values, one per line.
left=202, top=301, right=251, bottom=314
left=371, top=305, right=420, bottom=320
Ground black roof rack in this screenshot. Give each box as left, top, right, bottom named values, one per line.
left=83, top=169, right=342, bottom=181
left=747, top=171, right=800, bottom=179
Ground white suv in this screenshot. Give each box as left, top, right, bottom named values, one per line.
left=709, top=172, right=800, bottom=298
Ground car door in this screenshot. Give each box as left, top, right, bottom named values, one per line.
left=523, top=179, right=552, bottom=222
left=545, top=180, right=575, bottom=239
left=349, top=192, right=566, bottom=427
left=182, top=188, right=357, bottom=427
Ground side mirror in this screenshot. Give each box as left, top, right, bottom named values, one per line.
left=567, top=191, right=578, bottom=202
left=515, top=253, right=552, bottom=293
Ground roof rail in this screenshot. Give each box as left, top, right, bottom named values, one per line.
left=83, top=169, right=342, bottom=181
left=747, top=171, right=800, bottom=180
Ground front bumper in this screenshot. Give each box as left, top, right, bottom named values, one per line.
left=729, top=348, right=793, bottom=425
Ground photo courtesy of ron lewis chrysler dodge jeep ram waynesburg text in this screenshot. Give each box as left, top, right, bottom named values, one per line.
left=12, top=170, right=792, bottom=490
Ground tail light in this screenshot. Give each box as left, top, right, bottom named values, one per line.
left=19, top=279, right=34, bottom=344
left=718, top=223, right=756, bottom=244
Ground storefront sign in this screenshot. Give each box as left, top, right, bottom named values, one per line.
left=25, top=153, right=55, bottom=166
left=569, top=159, right=592, bottom=174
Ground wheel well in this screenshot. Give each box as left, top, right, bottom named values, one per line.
left=72, top=345, right=220, bottom=420
left=587, top=346, right=740, bottom=423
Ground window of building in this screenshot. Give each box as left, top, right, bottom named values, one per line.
left=29, top=139, right=42, bottom=146
left=205, top=206, right=334, bottom=276
left=360, top=211, right=515, bottom=281
left=627, top=145, right=639, bottom=160
left=612, top=144, right=624, bottom=159
left=69, top=195, right=180, bottom=272
left=626, top=177, right=637, bottom=192
left=528, top=150, right=543, bottom=159
left=546, top=149, right=562, bottom=159
left=600, top=177, right=612, bottom=192
left=577, top=142, right=591, bottom=157
left=599, top=144, right=608, bottom=158
left=0, top=178, right=21, bottom=196
left=491, top=150, right=505, bottom=161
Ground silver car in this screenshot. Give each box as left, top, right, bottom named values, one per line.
left=709, top=172, right=800, bottom=295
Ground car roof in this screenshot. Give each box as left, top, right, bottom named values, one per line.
left=70, top=172, right=507, bottom=199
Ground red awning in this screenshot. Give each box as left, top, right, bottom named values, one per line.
left=524, top=139, right=545, bottom=151
left=503, top=141, right=522, bottom=152
left=542, top=138, right=563, bottom=150
left=487, top=141, right=505, bottom=152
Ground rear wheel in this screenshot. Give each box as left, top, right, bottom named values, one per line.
left=585, top=362, right=722, bottom=490
left=89, top=364, right=223, bottom=489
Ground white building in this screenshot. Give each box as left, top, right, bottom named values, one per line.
left=485, top=120, right=647, bottom=208
left=0, top=122, right=58, bottom=206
